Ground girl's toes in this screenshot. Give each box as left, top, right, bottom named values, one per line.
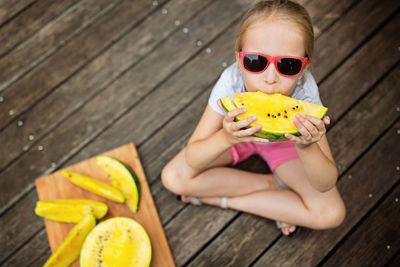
left=281, top=227, right=289, bottom=236
left=180, top=195, right=188, bottom=203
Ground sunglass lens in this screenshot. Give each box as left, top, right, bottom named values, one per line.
left=277, top=58, right=302, bottom=76
left=243, top=54, right=268, bottom=72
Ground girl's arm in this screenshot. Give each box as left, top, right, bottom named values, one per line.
left=185, top=103, right=268, bottom=171
left=286, top=114, right=338, bottom=192
left=296, top=135, right=338, bottom=192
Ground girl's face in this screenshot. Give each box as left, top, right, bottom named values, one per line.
left=236, top=18, right=307, bottom=95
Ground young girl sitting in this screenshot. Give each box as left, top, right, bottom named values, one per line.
left=162, top=0, right=346, bottom=236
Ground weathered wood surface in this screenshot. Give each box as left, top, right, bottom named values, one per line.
left=0, top=0, right=399, bottom=266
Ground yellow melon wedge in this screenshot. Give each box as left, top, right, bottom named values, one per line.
left=80, top=217, right=152, bottom=267
left=44, top=214, right=96, bottom=267
left=96, top=156, right=140, bottom=213
left=35, top=199, right=108, bottom=223
left=61, top=170, right=125, bottom=203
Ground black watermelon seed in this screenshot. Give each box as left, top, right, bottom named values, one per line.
left=284, top=115, right=288, bottom=118
left=284, top=110, right=287, bottom=113
left=278, top=113, right=281, bottom=116
left=267, top=113, right=270, bottom=117
left=272, top=115, right=276, bottom=118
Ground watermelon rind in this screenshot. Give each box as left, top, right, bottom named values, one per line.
left=96, top=156, right=140, bottom=213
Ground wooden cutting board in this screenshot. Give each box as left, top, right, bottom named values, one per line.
left=35, top=143, right=175, bottom=267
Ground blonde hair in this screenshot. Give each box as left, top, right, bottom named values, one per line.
left=236, top=0, right=314, bottom=67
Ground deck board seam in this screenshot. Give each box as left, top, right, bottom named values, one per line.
left=0, top=0, right=81, bottom=60
left=0, top=0, right=124, bottom=93
left=316, top=7, right=400, bottom=88
left=0, top=0, right=39, bottom=30
left=317, top=180, right=400, bottom=266
left=0, top=0, right=171, bottom=132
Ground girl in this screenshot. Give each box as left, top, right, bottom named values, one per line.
left=162, top=0, right=346, bottom=236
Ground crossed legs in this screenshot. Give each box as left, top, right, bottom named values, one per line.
left=161, top=147, right=345, bottom=235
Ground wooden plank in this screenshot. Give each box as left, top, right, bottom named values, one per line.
left=0, top=0, right=119, bottom=92
left=0, top=0, right=37, bottom=27
left=322, top=185, right=400, bottom=266
left=319, top=12, right=400, bottom=122
left=386, top=252, right=400, bottom=267
left=0, top=186, right=44, bottom=264
left=0, top=0, right=167, bottom=130
left=1, top=229, right=49, bottom=267
left=35, top=143, right=174, bottom=267
left=0, top=0, right=249, bottom=214
left=186, top=61, right=400, bottom=266
left=313, top=0, right=400, bottom=82
left=0, top=0, right=80, bottom=58
left=0, top=0, right=212, bottom=171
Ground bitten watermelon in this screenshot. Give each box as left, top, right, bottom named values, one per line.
left=220, top=91, right=328, bottom=141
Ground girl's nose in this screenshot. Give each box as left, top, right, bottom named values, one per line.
left=263, top=62, right=278, bottom=84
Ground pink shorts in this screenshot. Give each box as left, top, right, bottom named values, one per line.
left=229, top=141, right=298, bottom=172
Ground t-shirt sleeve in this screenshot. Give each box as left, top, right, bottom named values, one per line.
left=208, top=67, right=236, bottom=116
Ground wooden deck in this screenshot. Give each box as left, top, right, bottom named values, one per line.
left=0, top=0, right=399, bottom=266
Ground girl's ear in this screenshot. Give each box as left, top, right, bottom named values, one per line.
left=235, top=51, right=240, bottom=64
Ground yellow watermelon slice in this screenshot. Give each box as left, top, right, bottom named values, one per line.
left=220, top=91, right=328, bottom=141
left=43, top=214, right=96, bottom=267
left=35, top=198, right=108, bottom=223
left=80, top=217, right=152, bottom=267
left=96, top=156, right=140, bottom=213
left=61, top=170, right=125, bottom=203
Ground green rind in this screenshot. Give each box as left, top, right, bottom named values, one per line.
left=96, top=156, right=140, bottom=213
left=220, top=96, right=328, bottom=141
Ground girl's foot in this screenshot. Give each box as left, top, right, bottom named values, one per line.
left=180, top=195, right=226, bottom=208
left=281, top=225, right=297, bottom=236
left=180, top=195, right=298, bottom=236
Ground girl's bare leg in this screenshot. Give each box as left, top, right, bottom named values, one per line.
left=197, top=159, right=346, bottom=233
left=162, top=147, right=279, bottom=198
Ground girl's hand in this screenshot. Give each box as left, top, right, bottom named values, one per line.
left=285, top=114, right=330, bottom=147
left=217, top=99, right=269, bottom=145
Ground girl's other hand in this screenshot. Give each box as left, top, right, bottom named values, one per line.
left=217, top=99, right=270, bottom=145
left=285, top=114, right=330, bottom=147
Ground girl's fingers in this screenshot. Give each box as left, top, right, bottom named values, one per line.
left=285, top=133, right=302, bottom=143
left=234, top=124, right=262, bottom=137
left=298, top=115, right=319, bottom=136
left=323, top=116, right=331, bottom=125
left=293, top=117, right=312, bottom=140
left=226, top=108, right=247, bottom=122
left=234, top=115, right=258, bottom=129
left=303, top=114, right=326, bottom=132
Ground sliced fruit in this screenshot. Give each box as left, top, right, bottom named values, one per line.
left=35, top=199, right=108, bottom=223
left=220, top=91, right=328, bottom=141
left=61, top=170, right=125, bottom=203
left=44, top=214, right=96, bottom=267
left=96, top=156, right=140, bottom=213
left=80, top=217, right=152, bottom=267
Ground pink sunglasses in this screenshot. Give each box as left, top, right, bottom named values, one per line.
left=239, top=51, right=308, bottom=77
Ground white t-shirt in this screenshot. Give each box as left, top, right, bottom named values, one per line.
left=209, top=62, right=323, bottom=116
